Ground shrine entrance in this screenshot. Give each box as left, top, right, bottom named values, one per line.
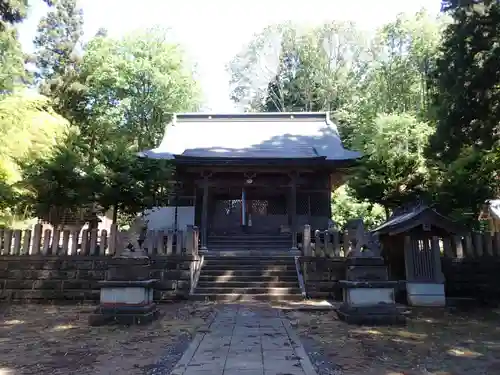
left=209, top=186, right=288, bottom=235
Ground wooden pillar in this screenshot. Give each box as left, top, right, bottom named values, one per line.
left=290, top=172, right=298, bottom=251
left=200, top=174, right=209, bottom=251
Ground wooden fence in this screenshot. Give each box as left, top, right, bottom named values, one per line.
left=0, top=224, right=199, bottom=256
left=302, top=228, right=500, bottom=259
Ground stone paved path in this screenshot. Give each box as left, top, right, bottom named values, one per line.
left=170, top=304, right=318, bottom=375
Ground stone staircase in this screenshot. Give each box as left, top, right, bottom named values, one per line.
left=191, top=255, right=303, bottom=302
left=208, top=233, right=292, bottom=252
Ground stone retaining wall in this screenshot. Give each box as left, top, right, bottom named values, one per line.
left=0, top=255, right=200, bottom=302
left=299, top=257, right=346, bottom=300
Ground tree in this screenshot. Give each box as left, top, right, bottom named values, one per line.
left=33, top=0, right=84, bottom=89
left=0, top=91, right=69, bottom=225
left=349, top=114, right=433, bottom=216
left=24, top=27, right=200, bottom=223
left=427, top=4, right=500, bottom=163
left=331, top=185, right=385, bottom=229
left=0, top=27, right=27, bottom=92
left=0, top=1, right=53, bottom=29
left=80, top=27, right=200, bottom=150
left=229, top=21, right=369, bottom=115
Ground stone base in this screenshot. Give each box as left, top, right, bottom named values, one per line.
left=407, top=282, right=445, bottom=307
left=89, top=303, right=160, bottom=326
left=337, top=303, right=406, bottom=325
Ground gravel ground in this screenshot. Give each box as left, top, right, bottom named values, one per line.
left=286, top=307, right=500, bottom=375
left=299, top=334, right=344, bottom=375
left=0, top=301, right=216, bottom=375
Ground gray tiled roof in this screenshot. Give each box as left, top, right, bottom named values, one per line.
left=139, top=112, right=362, bottom=161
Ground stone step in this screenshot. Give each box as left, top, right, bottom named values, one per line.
left=196, top=280, right=299, bottom=288
left=195, top=286, right=302, bottom=294
left=205, top=250, right=298, bottom=257
left=200, top=269, right=297, bottom=277
left=208, top=244, right=292, bottom=249
left=202, top=264, right=296, bottom=271
left=208, top=235, right=292, bottom=240
left=198, top=274, right=299, bottom=282
left=191, top=293, right=304, bottom=302
left=208, top=237, right=292, bottom=242
left=203, top=257, right=295, bottom=267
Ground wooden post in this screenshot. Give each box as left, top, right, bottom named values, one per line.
left=303, top=225, right=311, bottom=256
left=100, top=230, right=108, bottom=255
left=166, top=229, right=174, bottom=255
left=156, top=230, right=165, bottom=255
left=69, top=230, right=78, bottom=255
left=89, top=229, right=98, bottom=255
left=200, top=175, right=209, bottom=251
left=108, top=224, right=117, bottom=255
left=193, top=226, right=199, bottom=255
left=442, top=236, right=454, bottom=258
left=473, top=232, right=483, bottom=257
left=314, top=230, right=321, bottom=257
left=463, top=234, right=473, bottom=258
left=325, top=230, right=333, bottom=257
left=404, top=236, right=415, bottom=281
left=290, top=173, right=298, bottom=251
left=61, top=230, right=70, bottom=255
left=81, top=230, right=89, bottom=255
left=431, top=236, right=445, bottom=282
left=186, top=225, right=194, bottom=255
left=31, top=224, right=42, bottom=255
left=51, top=229, right=61, bottom=255
left=22, top=230, right=31, bottom=255
left=483, top=232, right=494, bottom=256
left=494, top=232, right=500, bottom=256
left=342, top=231, right=350, bottom=257
left=176, top=230, right=184, bottom=254
left=42, top=229, right=52, bottom=255
left=2, top=229, right=12, bottom=255
left=332, top=230, right=341, bottom=257
left=452, top=235, right=464, bottom=258
left=12, top=230, right=22, bottom=255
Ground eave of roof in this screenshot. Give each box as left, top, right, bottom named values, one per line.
left=138, top=112, right=363, bottom=161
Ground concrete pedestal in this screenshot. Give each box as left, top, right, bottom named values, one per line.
left=337, top=257, right=406, bottom=325
left=89, top=279, right=159, bottom=326
left=407, top=282, right=445, bottom=307
left=337, top=280, right=406, bottom=325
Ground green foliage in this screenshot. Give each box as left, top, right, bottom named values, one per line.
left=80, top=27, right=200, bottom=149
left=331, top=185, right=386, bottom=229
left=0, top=27, right=28, bottom=92
left=18, top=132, right=97, bottom=223
left=33, top=0, right=84, bottom=90
left=349, top=114, right=434, bottom=211
left=21, top=23, right=201, bottom=224
left=0, top=91, right=68, bottom=225
left=431, top=146, right=500, bottom=226
left=229, top=13, right=443, bottom=224
left=428, top=4, right=500, bottom=163
left=93, top=140, right=173, bottom=218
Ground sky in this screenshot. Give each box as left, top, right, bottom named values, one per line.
left=18, top=0, right=442, bottom=112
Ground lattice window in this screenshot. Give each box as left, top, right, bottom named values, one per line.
left=268, top=196, right=287, bottom=215
left=251, top=200, right=268, bottom=215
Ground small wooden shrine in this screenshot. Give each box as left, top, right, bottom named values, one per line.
left=372, top=202, right=462, bottom=281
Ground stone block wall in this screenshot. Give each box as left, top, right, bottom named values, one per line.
left=0, top=255, right=200, bottom=302
left=299, top=257, right=346, bottom=300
